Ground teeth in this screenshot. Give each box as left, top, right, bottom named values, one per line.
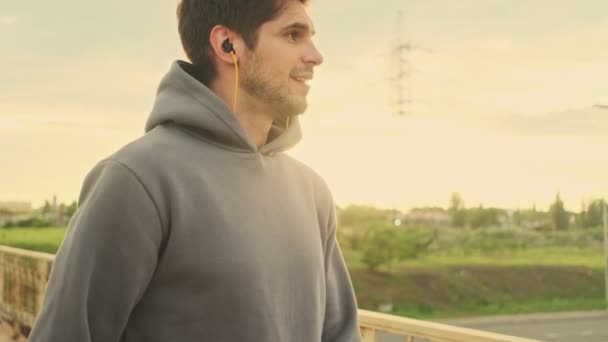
left=293, top=77, right=311, bottom=84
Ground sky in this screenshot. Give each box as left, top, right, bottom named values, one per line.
left=1, top=0, right=607, bottom=211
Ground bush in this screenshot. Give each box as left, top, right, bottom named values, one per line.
left=359, top=222, right=436, bottom=271
left=3, top=217, right=53, bottom=228
left=445, top=227, right=542, bottom=255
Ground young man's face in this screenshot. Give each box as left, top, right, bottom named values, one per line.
left=240, top=0, right=323, bottom=120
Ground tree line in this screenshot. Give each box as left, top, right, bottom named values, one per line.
left=448, top=192, right=605, bottom=231
left=336, top=193, right=606, bottom=271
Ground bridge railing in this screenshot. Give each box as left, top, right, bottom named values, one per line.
left=0, top=245, right=53, bottom=338
left=0, top=245, right=541, bottom=341
left=359, top=309, right=541, bottom=341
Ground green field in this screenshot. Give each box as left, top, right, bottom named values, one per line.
left=393, top=294, right=605, bottom=319
left=341, top=246, right=604, bottom=270
left=0, top=227, right=67, bottom=254
left=3, top=227, right=602, bottom=269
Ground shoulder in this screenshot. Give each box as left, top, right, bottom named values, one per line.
left=78, top=125, right=177, bottom=207
left=109, top=124, right=182, bottom=170
left=81, top=124, right=187, bottom=229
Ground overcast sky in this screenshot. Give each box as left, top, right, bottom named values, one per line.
left=1, top=1, right=607, bottom=211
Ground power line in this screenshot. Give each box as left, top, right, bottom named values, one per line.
left=391, top=10, right=432, bottom=116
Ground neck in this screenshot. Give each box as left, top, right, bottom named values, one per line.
left=210, top=74, right=275, bottom=148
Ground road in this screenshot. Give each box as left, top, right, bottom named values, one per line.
left=377, top=311, right=608, bottom=342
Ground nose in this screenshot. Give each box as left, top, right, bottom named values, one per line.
left=303, top=41, right=324, bottom=67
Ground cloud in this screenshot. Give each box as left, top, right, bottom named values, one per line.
left=1, top=16, right=17, bottom=25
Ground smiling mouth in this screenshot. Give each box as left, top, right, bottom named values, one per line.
left=292, top=78, right=310, bottom=85
left=291, top=76, right=312, bottom=88
left=292, top=73, right=313, bottom=83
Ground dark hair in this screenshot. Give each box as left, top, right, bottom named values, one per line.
left=177, top=0, right=309, bottom=86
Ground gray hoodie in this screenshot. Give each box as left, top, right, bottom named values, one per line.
left=28, top=61, right=361, bottom=342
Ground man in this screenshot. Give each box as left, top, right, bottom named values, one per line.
left=28, top=0, right=362, bottom=341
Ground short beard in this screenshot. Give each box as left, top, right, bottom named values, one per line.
left=240, top=52, right=308, bottom=121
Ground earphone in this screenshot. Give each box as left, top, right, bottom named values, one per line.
left=223, top=39, right=239, bottom=114
left=222, top=39, right=235, bottom=54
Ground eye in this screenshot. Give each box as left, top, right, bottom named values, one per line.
left=287, top=31, right=300, bottom=42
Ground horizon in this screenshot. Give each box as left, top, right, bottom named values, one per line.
left=0, top=192, right=600, bottom=213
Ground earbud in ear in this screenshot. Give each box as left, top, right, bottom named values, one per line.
left=223, top=37, right=239, bottom=114
left=222, top=39, right=235, bottom=54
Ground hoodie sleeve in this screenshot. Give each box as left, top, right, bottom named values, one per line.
left=321, top=201, right=362, bottom=342
left=28, top=159, right=165, bottom=342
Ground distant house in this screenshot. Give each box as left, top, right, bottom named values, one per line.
left=0, top=201, right=32, bottom=213
left=403, top=207, right=451, bottom=226
left=0, top=197, right=70, bottom=227
left=0, top=202, right=33, bottom=226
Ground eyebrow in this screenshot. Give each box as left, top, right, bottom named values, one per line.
left=282, top=22, right=316, bottom=36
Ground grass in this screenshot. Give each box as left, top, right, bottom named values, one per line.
left=350, top=265, right=606, bottom=320
left=0, top=227, right=67, bottom=254
left=342, top=246, right=604, bottom=271
left=343, top=243, right=606, bottom=319
left=405, top=247, right=604, bottom=269
left=392, top=297, right=607, bottom=320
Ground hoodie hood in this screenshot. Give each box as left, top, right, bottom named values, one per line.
left=145, top=60, right=302, bottom=155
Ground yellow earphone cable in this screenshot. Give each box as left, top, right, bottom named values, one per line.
left=229, top=50, right=290, bottom=129
left=230, top=51, right=238, bottom=114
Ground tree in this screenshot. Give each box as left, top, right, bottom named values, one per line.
left=42, top=200, right=52, bottom=214
left=549, top=193, right=569, bottom=230
left=468, top=205, right=502, bottom=229
left=359, top=222, right=436, bottom=271
left=360, top=223, right=398, bottom=271
left=580, top=199, right=603, bottom=228
left=449, top=193, right=467, bottom=228
left=513, top=206, right=551, bottom=230
left=65, top=201, right=78, bottom=219
left=338, top=205, right=397, bottom=227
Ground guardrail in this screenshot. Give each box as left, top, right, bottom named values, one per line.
left=0, top=245, right=53, bottom=338
left=0, top=245, right=542, bottom=341
left=359, top=309, right=541, bottom=341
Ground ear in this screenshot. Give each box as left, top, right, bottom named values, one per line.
left=209, top=25, right=239, bottom=65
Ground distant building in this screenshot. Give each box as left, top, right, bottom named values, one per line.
left=0, top=202, right=33, bottom=227
left=0, top=201, right=32, bottom=213
left=403, top=207, right=451, bottom=226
